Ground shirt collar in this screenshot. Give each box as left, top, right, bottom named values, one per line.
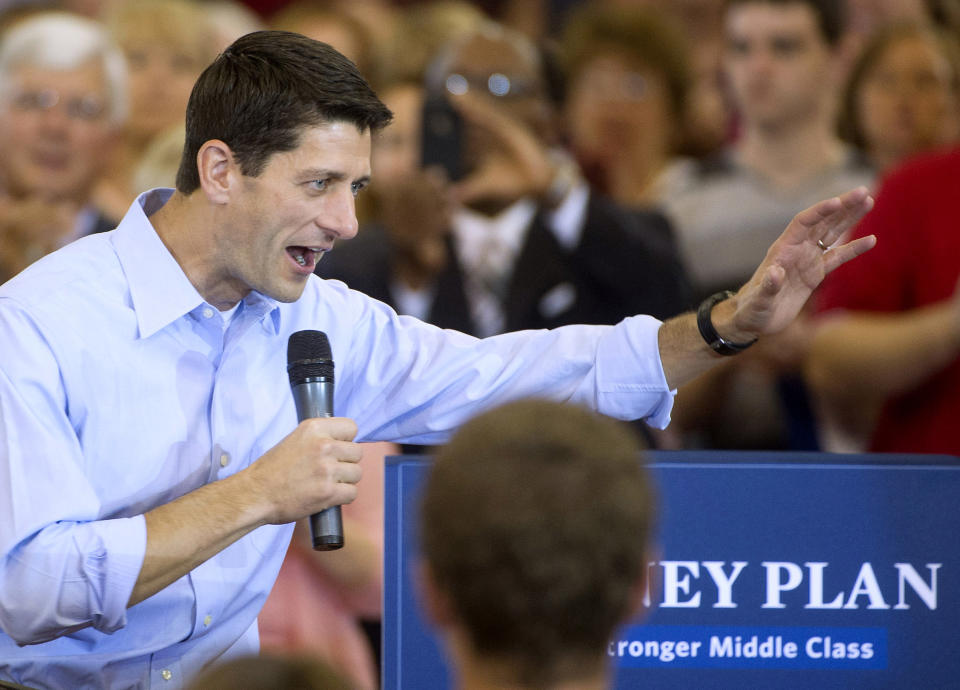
left=451, top=198, right=538, bottom=275
left=113, top=189, right=204, bottom=338
left=112, top=188, right=281, bottom=339
left=245, top=290, right=282, bottom=335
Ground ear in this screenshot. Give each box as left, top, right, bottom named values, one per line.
left=414, top=559, right=456, bottom=628
left=196, top=139, right=239, bottom=205
left=625, top=576, right=650, bottom=623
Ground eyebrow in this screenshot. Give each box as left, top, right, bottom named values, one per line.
left=302, top=169, right=371, bottom=186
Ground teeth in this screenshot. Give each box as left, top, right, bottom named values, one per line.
left=295, top=254, right=306, bottom=266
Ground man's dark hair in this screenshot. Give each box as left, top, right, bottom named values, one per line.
left=420, top=399, right=655, bottom=687
left=176, top=30, right=392, bottom=193
left=724, top=0, right=847, bottom=47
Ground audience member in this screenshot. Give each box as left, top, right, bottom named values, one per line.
left=814, top=11, right=960, bottom=450
left=94, top=0, right=218, bottom=221
left=657, top=0, right=874, bottom=450
left=419, top=398, right=655, bottom=690
left=0, top=11, right=125, bottom=282
left=559, top=4, right=693, bottom=206
left=839, top=21, right=960, bottom=175
left=321, top=22, right=692, bottom=342
left=659, top=0, right=874, bottom=298
left=608, top=0, right=732, bottom=157
left=807, top=146, right=960, bottom=454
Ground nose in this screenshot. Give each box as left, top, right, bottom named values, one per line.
left=36, top=104, right=73, bottom=137
left=745, top=50, right=774, bottom=77
left=318, top=186, right=359, bottom=241
left=732, top=40, right=774, bottom=74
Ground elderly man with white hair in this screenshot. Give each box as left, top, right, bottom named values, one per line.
left=0, top=11, right=126, bottom=282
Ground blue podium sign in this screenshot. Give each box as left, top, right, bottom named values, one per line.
left=383, top=452, right=960, bottom=689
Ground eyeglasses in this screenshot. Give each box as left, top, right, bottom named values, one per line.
left=6, top=88, right=108, bottom=122
left=443, top=72, right=541, bottom=100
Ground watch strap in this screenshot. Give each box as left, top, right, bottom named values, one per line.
left=696, top=290, right=758, bottom=355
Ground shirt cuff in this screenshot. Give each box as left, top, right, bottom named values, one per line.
left=596, top=315, right=676, bottom=428
left=75, top=514, right=147, bottom=634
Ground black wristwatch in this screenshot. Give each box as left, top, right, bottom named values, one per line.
left=696, top=290, right=758, bottom=356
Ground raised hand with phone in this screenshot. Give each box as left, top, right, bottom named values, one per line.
left=321, top=23, right=692, bottom=339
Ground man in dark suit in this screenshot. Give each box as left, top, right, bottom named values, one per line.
left=318, top=22, right=691, bottom=338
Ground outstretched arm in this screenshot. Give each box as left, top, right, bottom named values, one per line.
left=659, top=187, right=876, bottom=390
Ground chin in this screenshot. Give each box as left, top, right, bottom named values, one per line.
left=268, top=281, right=310, bottom=304
left=269, top=290, right=305, bottom=304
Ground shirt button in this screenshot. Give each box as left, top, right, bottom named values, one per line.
left=204, top=614, right=212, bottom=626
left=202, top=307, right=214, bottom=319
left=220, top=453, right=230, bottom=467
left=161, top=669, right=172, bottom=681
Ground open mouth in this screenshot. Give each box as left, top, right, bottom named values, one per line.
left=286, top=246, right=325, bottom=272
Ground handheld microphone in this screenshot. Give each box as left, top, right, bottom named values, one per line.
left=287, top=329, right=344, bottom=551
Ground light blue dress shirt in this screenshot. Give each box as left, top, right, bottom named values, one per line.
left=0, top=189, right=674, bottom=688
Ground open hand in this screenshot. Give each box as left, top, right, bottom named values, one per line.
left=448, top=91, right=554, bottom=206
left=724, top=187, right=876, bottom=340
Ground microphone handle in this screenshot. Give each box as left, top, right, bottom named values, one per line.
left=290, top=379, right=344, bottom=551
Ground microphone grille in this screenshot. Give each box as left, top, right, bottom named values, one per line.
left=287, top=329, right=332, bottom=364
left=287, top=330, right=334, bottom=384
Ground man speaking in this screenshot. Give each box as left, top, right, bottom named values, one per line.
left=0, top=30, right=873, bottom=688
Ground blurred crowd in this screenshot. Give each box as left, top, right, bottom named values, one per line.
left=2, top=0, right=959, bottom=686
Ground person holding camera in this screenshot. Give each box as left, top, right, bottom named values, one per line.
left=320, top=21, right=693, bottom=341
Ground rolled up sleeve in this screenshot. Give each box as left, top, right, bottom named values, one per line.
left=1, top=517, right=146, bottom=645
left=595, top=315, right=675, bottom=428
left=0, top=303, right=146, bottom=645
